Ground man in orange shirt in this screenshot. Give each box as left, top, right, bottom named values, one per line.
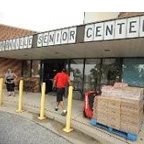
left=53, top=68, right=70, bottom=116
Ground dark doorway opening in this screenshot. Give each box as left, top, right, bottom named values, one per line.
left=43, top=59, right=67, bottom=93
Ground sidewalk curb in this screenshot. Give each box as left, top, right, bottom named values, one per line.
left=3, top=100, right=130, bottom=144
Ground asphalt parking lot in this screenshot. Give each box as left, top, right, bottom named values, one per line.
left=0, top=111, right=72, bottom=144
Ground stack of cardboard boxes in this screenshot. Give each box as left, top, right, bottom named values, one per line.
left=93, top=96, right=121, bottom=130
left=121, top=99, right=143, bottom=134
left=93, top=96, right=108, bottom=126
left=93, top=85, right=144, bottom=134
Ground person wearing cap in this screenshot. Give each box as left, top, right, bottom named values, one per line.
left=53, top=68, right=70, bottom=116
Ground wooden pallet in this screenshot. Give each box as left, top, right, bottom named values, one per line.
left=90, top=118, right=138, bottom=141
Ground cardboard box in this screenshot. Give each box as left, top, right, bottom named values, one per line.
left=93, top=91, right=144, bottom=134
left=121, top=107, right=143, bottom=116
left=96, top=115, right=108, bottom=126
left=121, top=99, right=143, bottom=110
left=107, top=120, right=120, bottom=130
left=120, top=123, right=141, bottom=134
left=108, top=110, right=121, bottom=118
left=108, top=107, right=121, bottom=114
left=121, top=112, right=143, bottom=123
left=108, top=98, right=121, bottom=109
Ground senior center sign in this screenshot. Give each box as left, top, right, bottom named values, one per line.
left=84, top=16, right=144, bottom=41
left=37, top=27, right=77, bottom=47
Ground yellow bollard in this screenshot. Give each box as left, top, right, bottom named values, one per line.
left=0, top=78, right=4, bottom=106
left=63, top=86, right=73, bottom=133
left=38, top=82, right=46, bottom=120
left=16, top=79, right=24, bottom=113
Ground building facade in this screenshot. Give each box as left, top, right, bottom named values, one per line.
left=0, top=12, right=144, bottom=99
left=84, top=12, right=119, bottom=23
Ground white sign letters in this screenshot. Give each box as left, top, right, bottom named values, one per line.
left=0, top=35, right=33, bottom=51
left=84, top=16, right=144, bottom=42
left=37, top=27, right=77, bottom=47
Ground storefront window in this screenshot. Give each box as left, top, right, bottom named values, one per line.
left=32, top=60, right=40, bottom=77
left=70, top=59, right=84, bottom=94
left=101, top=58, right=121, bottom=85
left=123, top=58, right=144, bottom=87
left=22, top=60, right=31, bottom=77
left=84, top=59, right=101, bottom=91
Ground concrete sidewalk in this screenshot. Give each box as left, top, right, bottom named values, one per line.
left=1, top=90, right=144, bottom=144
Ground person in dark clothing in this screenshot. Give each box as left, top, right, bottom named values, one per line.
left=4, top=69, right=17, bottom=96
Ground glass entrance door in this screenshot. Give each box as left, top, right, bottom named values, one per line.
left=43, top=59, right=67, bottom=93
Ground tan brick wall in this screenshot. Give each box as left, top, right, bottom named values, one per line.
left=0, top=24, right=35, bottom=41
left=0, top=58, right=22, bottom=78
left=0, top=58, right=40, bottom=92
left=0, top=25, right=40, bottom=92
left=24, top=77, right=40, bottom=92
left=0, top=58, right=22, bottom=89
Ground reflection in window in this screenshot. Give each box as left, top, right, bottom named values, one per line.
left=23, top=60, right=31, bottom=77
left=123, top=58, right=144, bottom=87
left=101, top=59, right=121, bottom=85
left=84, top=59, right=101, bottom=91
left=32, top=60, right=40, bottom=77
left=70, top=59, right=84, bottom=94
